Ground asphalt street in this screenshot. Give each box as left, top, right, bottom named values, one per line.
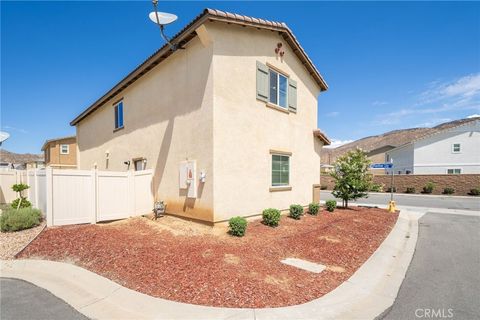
left=320, top=191, right=480, bottom=211
left=379, top=212, right=480, bottom=320
left=0, top=278, right=88, bottom=320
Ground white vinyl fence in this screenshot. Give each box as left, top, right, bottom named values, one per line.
left=0, top=168, right=154, bottom=227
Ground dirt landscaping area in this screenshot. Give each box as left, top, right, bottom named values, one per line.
left=0, top=221, right=46, bottom=260
left=19, top=207, right=398, bottom=308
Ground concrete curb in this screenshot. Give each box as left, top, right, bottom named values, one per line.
left=1, top=210, right=422, bottom=320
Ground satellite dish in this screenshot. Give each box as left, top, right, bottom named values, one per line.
left=0, top=131, right=10, bottom=144
left=149, top=11, right=177, bottom=26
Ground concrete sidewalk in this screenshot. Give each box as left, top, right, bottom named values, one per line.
left=1, top=209, right=422, bottom=320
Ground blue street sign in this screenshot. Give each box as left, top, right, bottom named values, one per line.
left=370, top=163, right=393, bottom=169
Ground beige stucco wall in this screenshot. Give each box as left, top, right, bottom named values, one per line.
left=209, top=23, right=323, bottom=222
left=76, top=35, right=215, bottom=222
left=45, top=137, right=77, bottom=168
left=76, top=21, right=325, bottom=223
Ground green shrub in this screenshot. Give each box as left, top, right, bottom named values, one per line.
left=1, top=207, right=42, bottom=232
left=370, top=184, right=383, bottom=192
left=325, top=200, right=337, bottom=212
left=11, top=198, right=32, bottom=209
left=289, top=204, right=304, bottom=220
left=469, top=188, right=480, bottom=196
left=405, top=187, right=416, bottom=194
left=262, top=208, right=281, bottom=227
left=228, top=216, right=247, bottom=237
left=320, top=185, right=328, bottom=190
left=308, top=202, right=320, bottom=215
left=443, top=187, right=455, bottom=195
left=423, top=182, right=435, bottom=194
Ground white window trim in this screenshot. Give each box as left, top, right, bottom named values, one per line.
left=270, top=152, right=291, bottom=189
left=446, top=168, right=462, bottom=174
left=451, top=143, right=461, bottom=153
left=114, top=100, right=124, bottom=131
left=60, top=144, right=69, bottom=155
left=268, top=69, right=289, bottom=109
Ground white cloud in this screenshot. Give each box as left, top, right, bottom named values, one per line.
left=415, top=118, right=452, bottom=128
left=326, top=111, right=340, bottom=117
left=2, top=125, right=28, bottom=134
left=324, top=139, right=354, bottom=149
left=467, top=114, right=480, bottom=119
left=372, top=73, right=480, bottom=126
left=372, top=101, right=388, bottom=106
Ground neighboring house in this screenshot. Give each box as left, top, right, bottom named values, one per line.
left=70, top=9, right=330, bottom=224
left=41, top=136, right=77, bottom=169
left=385, top=120, right=480, bottom=174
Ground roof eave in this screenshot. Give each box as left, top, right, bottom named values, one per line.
left=314, top=129, right=331, bottom=146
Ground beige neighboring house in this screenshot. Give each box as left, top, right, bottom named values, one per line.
left=70, top=9, right=331, bottom=224
left=41, top=136, right=77, bottom=169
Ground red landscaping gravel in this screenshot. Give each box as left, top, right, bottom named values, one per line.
left=19, top=207, right=398, bottom=308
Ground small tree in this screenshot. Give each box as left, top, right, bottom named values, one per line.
left=11, top=183, right=30, bottom=209
left=330, top=149, right=372, bottom=208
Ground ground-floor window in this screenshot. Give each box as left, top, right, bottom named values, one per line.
left=272, top=154, right=290, bottom=186
left=446, top=168, right=461, bottom=174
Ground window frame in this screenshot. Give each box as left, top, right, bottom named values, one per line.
left=451, top=143, right=461, bottom=153
left=268, top=69, right=289, bottom=109
left=60, top=144, right=69, bottom=155
left=446, top=168, right=461, bottom=174
left=271, top=153, right=291, bottom=188
left=114, top=100, right=124, bottom=131
left=133, top=158, right=146, bottom=171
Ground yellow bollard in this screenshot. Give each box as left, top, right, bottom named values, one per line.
left=387, top=200, right=397, bottom=213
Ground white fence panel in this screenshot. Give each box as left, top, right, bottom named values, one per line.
left=37, top=171, right=47, bottom=214
left=1, top=168, right=153, bottom=227
left=50, top=169, right=95, bottom=226
left=97, top=171, right=131, bottom=222
left=133, top=170, right=154, bottom=215
left=27, top=171, right=36, bottom=208
left=0, top=170, right=18, bottom=203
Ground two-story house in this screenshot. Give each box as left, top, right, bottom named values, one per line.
left=41, top=136, right=77, bottom=169
left=70, top=9, right=331, bottom=223
left=385, top=119, right=480, bottom=175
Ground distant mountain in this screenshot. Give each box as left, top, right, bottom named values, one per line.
left=321, top=117, right=479, bottom=164
left=0, top=149, right=44, bottom=164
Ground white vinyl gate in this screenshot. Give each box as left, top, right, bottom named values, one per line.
left=1, top=168, right=154, bottom=226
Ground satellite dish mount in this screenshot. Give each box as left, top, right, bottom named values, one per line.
left=150, top=0, right=180, bottom=51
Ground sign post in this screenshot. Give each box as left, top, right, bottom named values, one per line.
left=370, top=161, right=397, bottom=213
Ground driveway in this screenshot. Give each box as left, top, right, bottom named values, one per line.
left=0, top=278, right=88, bottom=320
left=320, top=191, right=480, bottom=211
left=379, top=212, right=480, bottom=320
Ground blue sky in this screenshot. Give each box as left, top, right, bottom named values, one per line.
left=1, top=1, right=479, bottom=153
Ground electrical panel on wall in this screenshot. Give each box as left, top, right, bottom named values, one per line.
left=179, top=160, right=197, bottom=198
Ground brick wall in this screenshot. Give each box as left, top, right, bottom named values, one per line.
left=321, top=174, right=480, bottom=196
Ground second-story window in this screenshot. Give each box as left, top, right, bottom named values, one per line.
left=114, top=101, right=124, bottom=130
left=60, top=144, right=69, bottom=154
left=452, top=143, right=461, bottom=153
left=269, top=70, right=288, bottom=109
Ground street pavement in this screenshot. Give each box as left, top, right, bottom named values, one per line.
left=0, top=278, right=88, bottom=320
left=378, top=212, right=480, bottom=320
left=321, top=191, right=480, bottom=211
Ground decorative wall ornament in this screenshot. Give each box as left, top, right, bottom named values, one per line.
left=275, top=42, right=285, bottom=57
